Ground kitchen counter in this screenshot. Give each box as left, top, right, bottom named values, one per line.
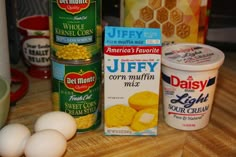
left=8, top=51, right=236, bottom=157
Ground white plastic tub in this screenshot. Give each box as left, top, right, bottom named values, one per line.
left=162, top=43, right=225, bottom=130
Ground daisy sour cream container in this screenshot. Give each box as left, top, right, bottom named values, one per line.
left=162, top=43, right=225, bottom=130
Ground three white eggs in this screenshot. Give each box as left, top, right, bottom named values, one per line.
left=0, top=111, right=77, bottom=157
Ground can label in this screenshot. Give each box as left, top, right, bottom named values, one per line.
left=52, top=59, right=101, bottom=132
left=49, top=0, right=102, bottom=59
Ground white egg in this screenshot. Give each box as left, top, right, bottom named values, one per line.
left=0, top=123, right=31, bottom=157
left=34, top=111, right=77, bottom=140
left=24, top=129, right=67, bottom=157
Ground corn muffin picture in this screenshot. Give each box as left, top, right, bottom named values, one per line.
left=128, top=91, right=158, bottom=111
left=105, top=104, right=137, bottom=127
left=131, top=108, right=158, bottom=131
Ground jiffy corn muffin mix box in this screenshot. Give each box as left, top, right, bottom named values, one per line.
left=104, top=26, right=161, bottom=135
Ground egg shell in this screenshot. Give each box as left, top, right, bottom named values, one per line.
left=24, top=129, right=67, bottom=157
left=0, top=123, right=31, bottom=157
left=34, top=111, right=77, bottom=140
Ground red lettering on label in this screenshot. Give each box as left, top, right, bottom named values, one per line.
left=170, top=75, right=207, bottom=92
left=57, top=0, right=90, bottom=14
left=64, top=71, right=96, bottom=93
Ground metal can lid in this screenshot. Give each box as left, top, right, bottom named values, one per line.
left=162, top=43, right=225, bottom=71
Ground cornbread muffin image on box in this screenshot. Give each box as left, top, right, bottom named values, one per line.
left=131, top=108, right=158, bottom=131
left=128, top=91, right=158, bottom=111
left=105, top=104, right=137, bottom=127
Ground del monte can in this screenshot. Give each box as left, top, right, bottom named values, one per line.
left=49, top=0, right=102, bottom=60
left=51, top=56, right=102, bottom=132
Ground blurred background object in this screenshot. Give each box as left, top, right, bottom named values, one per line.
left=102, top=0, right=120, bottom=26
left=6, top=0, right=20, bottom=64
left=6, top=0, right=50, bottom=79
left=206, top=0, right=236, bottom=51
left=6, top=0, right=49, bottom=64
left=1, top=0, right=11, bottom=83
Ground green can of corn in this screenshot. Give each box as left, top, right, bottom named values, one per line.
left=51, top=56, right=101, bottom=132
left=49, top=0, right=102, bottom=59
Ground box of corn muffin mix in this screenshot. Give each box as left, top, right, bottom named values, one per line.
left=104, top=26, right=162, bottom=135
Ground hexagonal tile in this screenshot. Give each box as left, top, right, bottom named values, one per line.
left=170, top=8, right=183, bottom=24
left=156, top=7, right=168, bottom=24
left=176, top=23, right=190, bottom=38
left=162, top=22, right=175, bottom=37
left=139, top=6, right=154, bottom=22
left=148, top=0, right=162, bottom=10
left=148, top=21, right=160, bottom=28
left=133, top=19, right=146, bottom=28
left=165, top=0, right=177, bottom=10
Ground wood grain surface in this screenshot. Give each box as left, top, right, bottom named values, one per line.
left=8, top=52, right=236, bottom=157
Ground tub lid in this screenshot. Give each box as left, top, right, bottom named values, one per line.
left=162, top=43, right=225, bottom=71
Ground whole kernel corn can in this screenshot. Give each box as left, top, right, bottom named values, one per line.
left=49, top=0, right=102, bottom=59
left=51, top=56, right=102, bottom=132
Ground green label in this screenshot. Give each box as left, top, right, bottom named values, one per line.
left=52, top=60, right=101, bottom=115
left=52, top=0, right=96, bottom=45
left=61, top=70, right=100, bottom=116
left=52, top=60, right=101, bottom=131
left=50, top=0, right=102, bottom=59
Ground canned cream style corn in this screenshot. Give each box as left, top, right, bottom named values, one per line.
left=51, top=56, right=102, bottom=133
left=162, top=43, right=224, bottom=130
